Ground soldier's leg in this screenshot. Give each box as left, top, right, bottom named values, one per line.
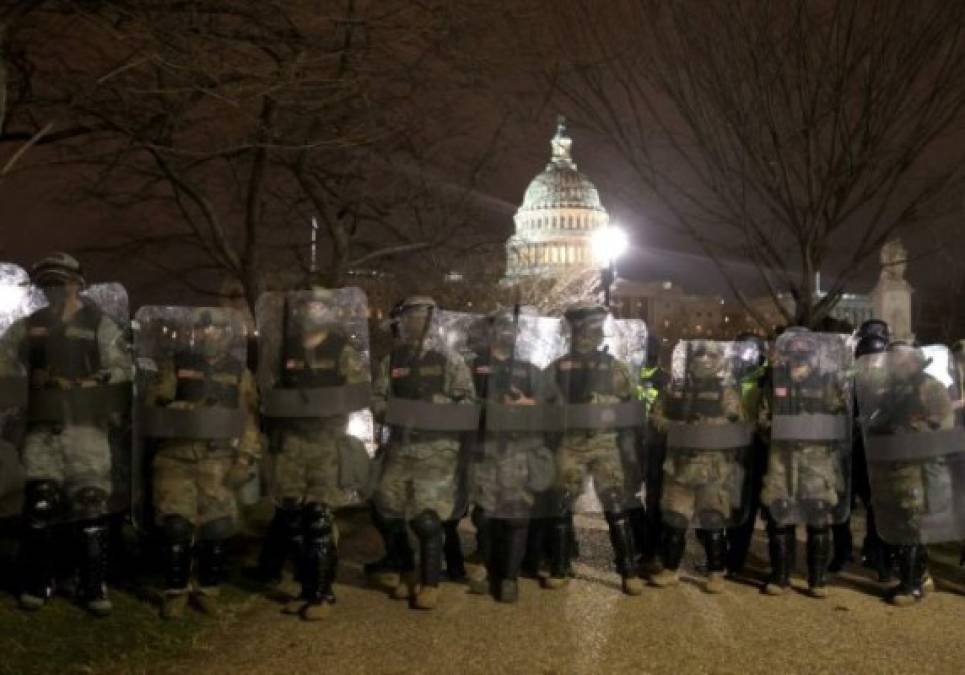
left=496, top=518, right=529, bottom=604
left=374, top=450, right=416, bottom=597
left=652, top=479, right=694, bottom=588
left=293, top=501, right=338, bottom=621
left=443, top=517, right=466, bottom=581
left=64, top=426, right=114, bottom=617
left=543, top=446, right=584, bottom=590
left=253, top=439, right=309, bottom=584
left=18, top=479, right=64, bottom=610
left=190, top=455, right=239, bottom=616
left=594, top=449, right=643, bottom=596
left=764, top=518, right=796, bottom=596
left=410, top=509, right=444, bottom=610
left=726, top=435, right=766, bottom=575
left=806, top=525, right=832, bottom=598
left=152, top=451, right=198, bottom=620
left=467, top=506, right=493, bottom=595
left=890, top=544, right=928, bottom=606
left=641, top=432, right=666, bottom=575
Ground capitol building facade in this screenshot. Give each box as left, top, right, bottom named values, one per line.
left=503, top=117, right=607, bottom=281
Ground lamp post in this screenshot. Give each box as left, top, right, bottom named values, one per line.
left=591, top=225, right=628, bottom=307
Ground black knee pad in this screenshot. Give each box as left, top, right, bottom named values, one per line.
left=302, top=502, right=334, bottom=538
left=697, top=510, right=726, bottom=530
left=161, top=514, right=195, bottom=544
left=280, top=497, right=302, bottom=512
left=470, top=506, right=486, bottom=530
left=23, top=480, right=63, bottom=527
left=663, top=510, right=690, bottom=530
left=70, top=486, right=109, bottom=520
left=410, top=510, right=443, bottom=540
left=597, top=489, right=624, bottom=514
left=198, top=516, right=235, bottom=542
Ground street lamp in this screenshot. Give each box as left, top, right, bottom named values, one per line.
left=591, top=225, right=628, bottom=307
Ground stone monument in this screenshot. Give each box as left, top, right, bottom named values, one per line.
left=872, top=237, right=914, bottom=341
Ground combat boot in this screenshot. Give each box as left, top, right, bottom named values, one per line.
left=764, top=525, right=795, bottom=596
left=18, top=524, right=56, bottom=611
left=160, top=531, right=193, bottom=620
left=806, top=526, right=831, bottom=599
left=291, top=503, right=338, bottom=621
left=77, top=520, right=112, bottom=617
left=651, top=526, right=686, bottom=588
left=889, top=545, right=927, bottom=607
left=605, top=512, right=643, bottom=596
left=702, top=529, right=727, bottom=594
left=369, top=518, right=414, bottom=591
left=466, top=512, right=493, bottom=595
left=195, top=539, right=228, bottom=616
left=411, top=511, right=444, bottom=610
left=542, top=516, right=572, bottom=590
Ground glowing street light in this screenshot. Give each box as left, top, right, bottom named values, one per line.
left=591, top=225, right=628, bottom=306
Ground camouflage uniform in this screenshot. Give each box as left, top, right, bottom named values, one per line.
left=543, top=303, right=643, bottom=595
left=0, top=253, right=132, bottom=615
left=650, top=341, right=750, bottom=592
left=467, top=310, right=555, bottom=603
left=759, top=331, right=849, bottom=597
left=373, top=296, right=476, bottom=609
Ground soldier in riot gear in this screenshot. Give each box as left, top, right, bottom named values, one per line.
left=634, top=332, right=669, bottom=576
left=467, top=308, right=555, bottom=603
left=861, top=342, right=956, bottom=606
left=251, top=291, right=370, bottom=621
left=726, top=333, right=769, bottom=576
left=651, top=340, right=753, bottom=594
left=760, top=330, right=850, bottom=598
left=544, top=303, right=644, bottom=596
left=147, top=309, right=261, bottom=619
left=831, top=320, right=891, bottom=574
left=0, top=253, right=132, bottom=615
left=373, top=296, right=476, bottom=610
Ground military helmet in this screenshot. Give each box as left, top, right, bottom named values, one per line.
left=951, top=339, right=965, bottom=355
left=564, top=302, right=607, bottom=326
left=855, top=334, right=888, bottom=359
left=858, top=319, right=889, bottom=340
left=737, top=332, right=767, bottom=366
left=301, top=299, right=335, bottom=329
left=195, top=309, right=230, bottom=329
left=398, top=295, right=437, bottom=313
left=30, top=252, right=85, bottom=286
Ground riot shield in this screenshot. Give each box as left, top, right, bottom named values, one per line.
left=0, top=264, right=41, bottom=519
left=468, top=311, right=565, bottom=520
left=132, top=306, right=250, bottom=527
left=7, top=279, right=133, bottom=522
left=856, top=344, right=965, bottom=545
left=547, top=315, right=648, bottom=517
left=763, top=331, right=853, bottom=527
left=256, top=288, right=374, bottom=507
left=375, top=308, right=481, bottom=520
left=661, top=339, right=756, bottom=530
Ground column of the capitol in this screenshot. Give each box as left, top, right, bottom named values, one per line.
left=871, top=237, right=915, bottom=342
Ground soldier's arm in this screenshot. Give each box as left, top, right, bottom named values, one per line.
left=237, top=368, right=263, bottom=461
left=922, top=380, right=955, bottom=429
left=612, top=360, right=634, bottom=401
left=723, top=387, right=743, bottom=422
left=149, top=359, right=178, bottom=405
left=444, top=352, right=476, bottom=403
left=650, top=394, right=668, bottom=433
left=757, top=384, right=773, bottom=437
left=97, top=315, right=132, bottom=383
left=340, top=343, right=369, bottom=385
left=371, top=354, right=390, bottom=420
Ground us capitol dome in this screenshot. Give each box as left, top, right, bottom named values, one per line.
left=503, top=116, right=609, bottom=280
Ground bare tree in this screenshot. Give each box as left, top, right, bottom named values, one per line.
left=2, top=1, right=509, bottom=308
left=515, top=0, right=965, bottom=327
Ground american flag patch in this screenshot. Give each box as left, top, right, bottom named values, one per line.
left=775, top=387, right=787, bottom=397
left=391, top=367, right=410, bottom=378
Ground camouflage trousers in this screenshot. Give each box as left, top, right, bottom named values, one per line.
left=376, top=439, right=460, bottom=519
left=661, top=448, right=745, bottom=528
left=272, top=428, right=354, bottom=509
left=22, top=424, right=112, bottom=499
left=470, top=440, right=538, bottom=518
left=870, top=459, right=952, bottom=542
left=761, top=444, right=845, bottom=526
left=557, top=432, right=627, bottom=512
left=153, top=441, right=237, bottom=529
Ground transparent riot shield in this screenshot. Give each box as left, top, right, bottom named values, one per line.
left=468, top=311, right=564, bottom=520
left=856, top=344, right=965, bottom=545
left=763, top=331, right=853, bottom=527
left=0, top=264, right=41, bottom=519
left=661, top=339, right=756, bottom=530
left=375, top=308, right=481, bottom=520
left=7, top=279, right=133, bottom=522
left=546, top=315, right=648, bottom=517
left=132, top=306, right=250, bottom=527
left=256, top=288, right=374, bottom=508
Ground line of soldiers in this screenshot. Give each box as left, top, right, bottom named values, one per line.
left=1, top=252, right=964, bottom=622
